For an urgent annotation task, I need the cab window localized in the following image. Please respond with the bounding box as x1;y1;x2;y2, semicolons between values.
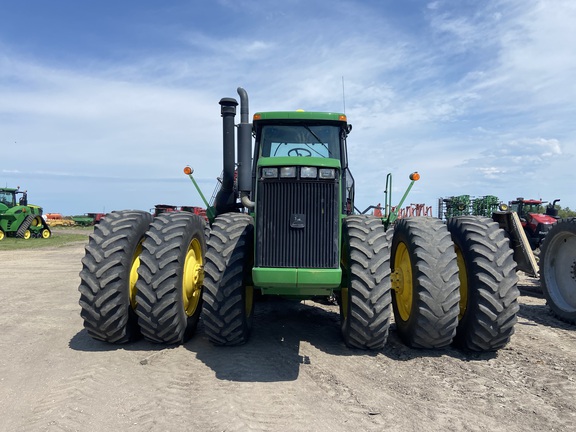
259;125;341;159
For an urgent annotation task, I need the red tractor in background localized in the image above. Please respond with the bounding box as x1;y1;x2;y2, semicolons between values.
508;198;560;250
152;204;208;221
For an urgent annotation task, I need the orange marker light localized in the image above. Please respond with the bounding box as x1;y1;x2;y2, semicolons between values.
253;113;262;120
339;115;347;122
410;172;420;181
183;166;193;175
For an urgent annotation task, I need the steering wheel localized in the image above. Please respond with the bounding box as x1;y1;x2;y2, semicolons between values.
288;147;312;157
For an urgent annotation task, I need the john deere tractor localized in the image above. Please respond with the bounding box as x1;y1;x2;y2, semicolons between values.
0;187;51;241
78;87;519;352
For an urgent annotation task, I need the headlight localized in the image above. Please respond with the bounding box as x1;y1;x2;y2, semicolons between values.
262;167;278;178
319;168;336;179
300;167;318;178
280;167;297;178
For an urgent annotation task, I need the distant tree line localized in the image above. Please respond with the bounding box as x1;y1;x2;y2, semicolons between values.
534;205;576;218
557;206;576;218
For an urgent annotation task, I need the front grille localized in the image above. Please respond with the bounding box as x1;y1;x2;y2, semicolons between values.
256;179;339;268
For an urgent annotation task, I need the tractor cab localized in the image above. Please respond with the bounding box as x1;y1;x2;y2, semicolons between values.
509;198;544;220
252;111;354;215
0;188;18;208
256;117;342;159
509;197;558;249
0;187;29;208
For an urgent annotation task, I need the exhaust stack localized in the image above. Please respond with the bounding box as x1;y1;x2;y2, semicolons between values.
237;87;255;208
215;97;238;215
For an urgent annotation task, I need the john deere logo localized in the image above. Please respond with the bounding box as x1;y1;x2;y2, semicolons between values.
290;214;305;229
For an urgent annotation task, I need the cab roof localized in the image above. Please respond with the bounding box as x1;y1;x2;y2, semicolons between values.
253;111;347;123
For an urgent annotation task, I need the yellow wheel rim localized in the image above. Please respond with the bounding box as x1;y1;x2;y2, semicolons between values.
32;217;42;227
182;238;204;316
129;241;144;309
0;230;4;241
42;229;51;239
23;230;31;240
392;242;413;322
455;246;468;320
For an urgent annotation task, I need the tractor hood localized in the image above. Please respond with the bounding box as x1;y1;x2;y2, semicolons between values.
529;213;556;225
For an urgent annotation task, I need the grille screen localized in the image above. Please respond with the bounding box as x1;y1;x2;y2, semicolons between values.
256;179;339;268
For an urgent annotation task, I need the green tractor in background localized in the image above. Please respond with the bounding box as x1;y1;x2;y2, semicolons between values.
79;87;519;352
0;187;51;241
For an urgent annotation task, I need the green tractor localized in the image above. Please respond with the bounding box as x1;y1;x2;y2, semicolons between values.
0;187;51;241
78;88;519;352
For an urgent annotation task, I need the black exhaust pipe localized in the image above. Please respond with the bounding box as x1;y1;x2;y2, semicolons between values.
237;87;255;208
215;97;238;215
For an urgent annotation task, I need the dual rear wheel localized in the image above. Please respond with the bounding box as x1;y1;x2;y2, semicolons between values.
78;210;206;344
342;216;519;351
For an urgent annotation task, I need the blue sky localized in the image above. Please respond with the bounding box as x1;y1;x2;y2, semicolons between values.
1;0;574;215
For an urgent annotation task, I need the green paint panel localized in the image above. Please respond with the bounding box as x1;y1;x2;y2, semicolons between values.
252;267;341;297
257;156;341;168
254;111;347;122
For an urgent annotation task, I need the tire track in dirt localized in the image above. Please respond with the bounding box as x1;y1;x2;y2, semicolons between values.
23;367;106;432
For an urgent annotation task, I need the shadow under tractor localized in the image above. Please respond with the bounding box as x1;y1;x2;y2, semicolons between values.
79;88;521;352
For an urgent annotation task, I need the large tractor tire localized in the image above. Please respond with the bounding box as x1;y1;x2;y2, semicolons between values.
390;217;460;348
340;215;392;349
540;218;576;324
203;213;254;346
135;212;206;344
78;210;153;343
447;216;519;351
16;215;34;239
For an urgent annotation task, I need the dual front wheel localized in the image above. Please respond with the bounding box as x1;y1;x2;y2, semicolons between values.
341;216;519;352
78;210;206;344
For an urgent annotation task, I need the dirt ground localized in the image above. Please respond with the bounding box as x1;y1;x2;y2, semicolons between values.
1;237;575;432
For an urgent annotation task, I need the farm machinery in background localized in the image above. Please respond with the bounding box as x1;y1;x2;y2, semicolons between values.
79;87;523;353
508;198;560;250
0;187;51;241
439;195;559;250
439;194;575;324
45;212;107;227
152;204;208;220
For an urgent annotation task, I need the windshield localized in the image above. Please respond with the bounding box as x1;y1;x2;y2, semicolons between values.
0;191;15;206
259;124;341;159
